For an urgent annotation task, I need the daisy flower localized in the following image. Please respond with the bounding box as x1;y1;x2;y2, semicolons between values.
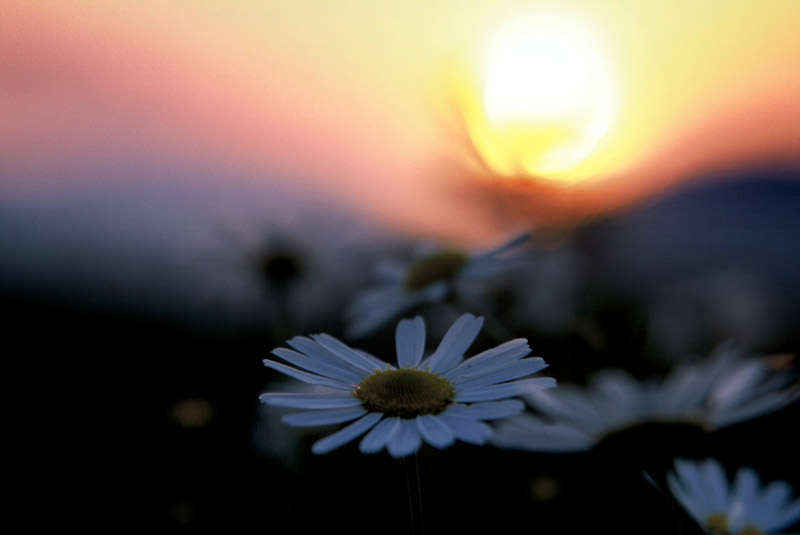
667;458;800;534
260;313;555;458
492;345;799;453
188;203;396;330
345;233;531;338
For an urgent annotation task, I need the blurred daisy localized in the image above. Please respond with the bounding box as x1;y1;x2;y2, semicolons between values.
260;313;555;458
189;207;394;332
667;458;800;534
492;345;799;453
345;233;531;338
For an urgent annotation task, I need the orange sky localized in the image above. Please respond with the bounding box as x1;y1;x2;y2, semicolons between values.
2;1;799;240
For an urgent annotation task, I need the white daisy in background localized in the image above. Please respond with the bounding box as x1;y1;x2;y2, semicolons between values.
492;345;799;453
345;233;531;338
187;203;399;331
260;313;555;458
667;458;800;534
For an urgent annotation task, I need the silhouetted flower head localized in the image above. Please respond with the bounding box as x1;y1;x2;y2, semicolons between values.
346;233;531;338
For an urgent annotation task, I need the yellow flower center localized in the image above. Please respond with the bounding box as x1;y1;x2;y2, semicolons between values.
705;513;763;535
354;368;456;419
706;513;729;534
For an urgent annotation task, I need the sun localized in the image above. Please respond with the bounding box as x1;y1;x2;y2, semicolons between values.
463;12;616;182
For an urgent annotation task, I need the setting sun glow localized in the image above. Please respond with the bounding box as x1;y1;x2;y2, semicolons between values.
3;1;799;234
464;13;616;182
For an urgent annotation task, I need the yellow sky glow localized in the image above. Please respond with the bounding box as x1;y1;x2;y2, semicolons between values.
2;1;799;236
465;10;617;180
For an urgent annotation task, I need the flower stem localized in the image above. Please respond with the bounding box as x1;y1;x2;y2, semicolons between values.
403;453;424;534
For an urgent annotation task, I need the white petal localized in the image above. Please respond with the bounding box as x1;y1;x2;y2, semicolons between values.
426;314;483;374
395;316;426;367
756;481;792;528
311;333;386;372
286;337;373;374
349;286;400;315
281;406;366;427
523;386;603;429
709;390;798;429
262;360;353;390
445;339;531;380
492;414;593;452
259;392;361;409
666;471;706;524
348;281;407;313
761;481;792;513
386;419;423;457
469;233;530;261
374;260;405;281
272;347;364;384
360;417;401;454
311;412;383;455
456;377;556;402
347;288;419;338
698;458;730;513
437;411;493;445
453;359;549;389
415;414;455;449
675;459;720;518
732;467;760;506
420;281;449;302
285;336;344;363
710;360;765;408
450;399;525;420
656;365;713;413
771;498;800;531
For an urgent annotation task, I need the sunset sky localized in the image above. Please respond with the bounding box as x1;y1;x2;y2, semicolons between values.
2;0;800;239
6;4;800;532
